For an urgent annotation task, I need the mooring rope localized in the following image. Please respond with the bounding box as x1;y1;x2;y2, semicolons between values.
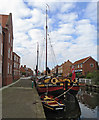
54;85;74;99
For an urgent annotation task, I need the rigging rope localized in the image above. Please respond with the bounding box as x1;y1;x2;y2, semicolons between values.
48;33;58;67
39;38;45;71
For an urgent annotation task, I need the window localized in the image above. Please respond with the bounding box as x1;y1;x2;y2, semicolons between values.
14;55;16;61
10;65;12;74
8;63;10;74
11;51;12;60
11;38;13;47
1;42;2;56
0;24;2;34
14;63;16;68
9;33;10;43
81;64;82;68
78;64;79;68
90;63;94;68
0;62;2;74
8;48;10;59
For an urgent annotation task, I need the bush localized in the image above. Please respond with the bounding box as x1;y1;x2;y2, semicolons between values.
79;75;85;78
86;70;99;85
92;70;99;85
22;72;26;75
86;72;94;79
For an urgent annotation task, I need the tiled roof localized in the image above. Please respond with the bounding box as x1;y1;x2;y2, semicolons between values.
73;56;90;65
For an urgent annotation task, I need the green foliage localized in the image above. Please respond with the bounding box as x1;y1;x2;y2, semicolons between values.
69;73;72;77
69;72;85;78
79;75;85;78
86;72;94;79
22;72;26;75
86;70;99;85
92;70;99;85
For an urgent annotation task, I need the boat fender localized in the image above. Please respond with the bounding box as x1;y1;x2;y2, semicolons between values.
73;79;77;84
51;78;58;84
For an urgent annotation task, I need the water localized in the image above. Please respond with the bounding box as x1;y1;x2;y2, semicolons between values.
43;87;99;120
77;87;99;120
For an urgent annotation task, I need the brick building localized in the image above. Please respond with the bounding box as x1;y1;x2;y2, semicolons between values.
20;65;33;77
12;52;20;80
58;64;63;76
0;22;2;87
72;56;98;76
27;68;33;76
62;60;72;77
0;13;13;86
50;65;58;76
51;61;72;77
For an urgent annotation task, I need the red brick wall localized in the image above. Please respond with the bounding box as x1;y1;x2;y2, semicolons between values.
63;60;72;77
0;26;2;87
2;13;13;86
83;57;98;76
13;52;20;80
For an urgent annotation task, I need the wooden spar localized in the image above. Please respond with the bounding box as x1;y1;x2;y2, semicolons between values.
36;42;39;76
45;5;48;76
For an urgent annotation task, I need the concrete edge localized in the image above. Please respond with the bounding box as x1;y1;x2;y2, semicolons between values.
0;78;21;91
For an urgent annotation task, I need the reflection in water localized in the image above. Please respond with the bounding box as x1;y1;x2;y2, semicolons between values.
44;93;81;120
77;87;99;119
43;87;99;120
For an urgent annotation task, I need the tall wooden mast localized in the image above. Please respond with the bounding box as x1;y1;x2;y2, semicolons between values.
36;42;39;76
45;5;48;76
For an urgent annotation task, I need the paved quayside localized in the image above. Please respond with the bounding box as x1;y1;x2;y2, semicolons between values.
2;77;46;118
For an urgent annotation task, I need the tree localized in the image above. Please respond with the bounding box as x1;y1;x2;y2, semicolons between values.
22;72;26;75
86;72;94;79
92;70;99;85
86;70;99;85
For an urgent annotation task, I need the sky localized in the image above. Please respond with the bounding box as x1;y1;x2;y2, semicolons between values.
0;0;98;72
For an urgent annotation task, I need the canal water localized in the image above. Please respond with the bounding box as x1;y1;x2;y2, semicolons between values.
43;87;99;120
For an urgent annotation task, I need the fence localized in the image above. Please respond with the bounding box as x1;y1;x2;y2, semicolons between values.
79;78;91;84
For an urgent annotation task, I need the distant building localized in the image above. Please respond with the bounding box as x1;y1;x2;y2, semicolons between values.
58;64;63;76
0;13;13;86
27;68;33;76
12;52;20;80
51;60;72;77
51;65;58;76
62;60;72;77
20;65;33;77
72;56;98;76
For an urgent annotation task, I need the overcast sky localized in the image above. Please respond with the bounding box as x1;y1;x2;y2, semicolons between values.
0;0;98;72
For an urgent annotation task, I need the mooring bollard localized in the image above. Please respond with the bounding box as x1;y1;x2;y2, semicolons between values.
32;81;34;88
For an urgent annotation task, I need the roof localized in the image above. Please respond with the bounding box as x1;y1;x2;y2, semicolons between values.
13;52;20;58
0;13;12;30
73;56;91;65
0;14;8;28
